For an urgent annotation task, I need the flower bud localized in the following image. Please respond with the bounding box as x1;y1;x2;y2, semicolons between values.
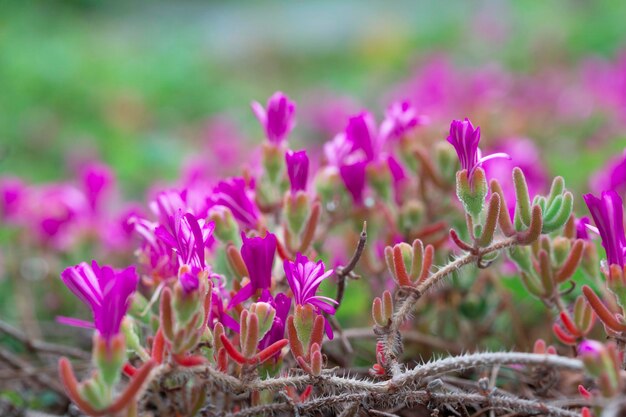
262;142;286;184
284;191;310;237
250;302;276;340
607;265;626;311
456;168;488;220
173;266;209;326
315;167;342;207
208;206;239;244
294;304;317;350
578;340;621;397
552;237;571;266
398;200;424;233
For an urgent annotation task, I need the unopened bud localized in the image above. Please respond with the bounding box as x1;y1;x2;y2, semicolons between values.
456;168;488;220
208;206;239;243
398;200;424;233
250;302;276;340
284;191;310;236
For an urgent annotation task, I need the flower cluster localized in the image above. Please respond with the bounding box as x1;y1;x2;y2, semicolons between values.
5;87;625;416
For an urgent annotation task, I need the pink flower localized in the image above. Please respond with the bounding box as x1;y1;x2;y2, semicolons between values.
229;233;277;307
283;253;337;314
60;261;138;343
584;190;626;268
446;118;510;177
379;100;429;141
285;150;309;193
251;92;296;144
207;178;259;229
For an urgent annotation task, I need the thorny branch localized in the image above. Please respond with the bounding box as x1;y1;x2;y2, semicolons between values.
225;386;584;417
381;237;519;371
181;351;583;394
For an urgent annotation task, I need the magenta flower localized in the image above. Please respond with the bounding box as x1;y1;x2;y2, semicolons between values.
339;161;367;205
379;100;428;141
345;111;381;162
207;177;259;229
150;190;187;226
446;118;510;176
323;133;354;168
284;253;337;314
284;253;337;339
32;185;88;247
0;177;26;221
251;91;296;144
155;210;214;270
60;260;138;342
80;162;114;213
129;216;178;281
285;150;309;193
583;191;626;267
229;233;277;307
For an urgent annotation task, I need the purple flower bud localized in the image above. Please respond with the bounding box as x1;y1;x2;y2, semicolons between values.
339;161;367;205
584;191;626;267
446;118;510;176
60;260;138;342
346;111;380;162
80;162;114;213
229;233;277;307
251;91;296;144
207;177;259;229
380;100;429;141
285;150;309;194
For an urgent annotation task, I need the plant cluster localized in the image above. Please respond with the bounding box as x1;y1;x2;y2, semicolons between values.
2;90;626;417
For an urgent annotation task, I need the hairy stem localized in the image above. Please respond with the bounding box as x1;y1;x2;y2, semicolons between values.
383;237;519;364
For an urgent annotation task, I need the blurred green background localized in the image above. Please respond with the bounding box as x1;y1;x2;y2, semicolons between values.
1;0;625;198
